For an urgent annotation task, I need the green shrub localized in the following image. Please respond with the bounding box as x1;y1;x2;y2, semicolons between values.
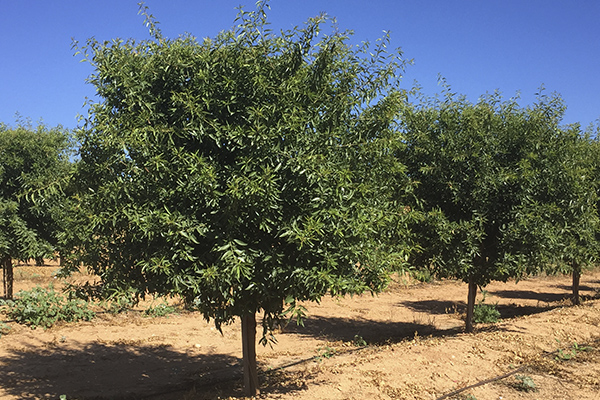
555;341;593;361
411;269;433;283
473;290;501;324
144;301;178;317
513;375;537;392
5;285;95;329
352;334;367;347
101;288;138;315
0;321;10;338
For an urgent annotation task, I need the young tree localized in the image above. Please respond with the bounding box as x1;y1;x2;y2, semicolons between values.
68;3;411;395
399;88;575;332
0;121;72;299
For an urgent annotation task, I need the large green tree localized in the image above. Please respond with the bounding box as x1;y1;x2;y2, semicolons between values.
399;88;578;332
68;3;411;395
0;121;72;299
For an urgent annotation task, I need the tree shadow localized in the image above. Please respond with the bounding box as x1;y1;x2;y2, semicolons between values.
398;299;465;315
398;296;566;327
490;289;569;304
284;314;462;344
495;303;558;319
553;284;597;293
0;338;242;400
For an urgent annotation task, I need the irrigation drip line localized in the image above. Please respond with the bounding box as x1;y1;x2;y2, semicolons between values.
434;348;564;400
434;365;527;400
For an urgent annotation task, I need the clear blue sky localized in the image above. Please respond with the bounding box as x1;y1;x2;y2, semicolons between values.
1;1;598;130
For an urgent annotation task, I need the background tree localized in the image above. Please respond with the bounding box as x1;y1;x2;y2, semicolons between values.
67;3;412;395
0;121;72;299
399;88;574;332
509;117;599;306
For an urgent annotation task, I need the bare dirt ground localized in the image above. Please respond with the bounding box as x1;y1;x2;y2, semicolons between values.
1;262;599;400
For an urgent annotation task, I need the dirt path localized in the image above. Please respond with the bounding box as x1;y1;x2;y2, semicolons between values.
1;264;599;399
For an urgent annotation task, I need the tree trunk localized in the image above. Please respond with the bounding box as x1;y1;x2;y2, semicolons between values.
572;262;581;306
465;279;477;333
241;312;260;397
2;256;13;300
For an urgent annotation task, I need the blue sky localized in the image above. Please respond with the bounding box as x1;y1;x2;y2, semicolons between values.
1;1;599;130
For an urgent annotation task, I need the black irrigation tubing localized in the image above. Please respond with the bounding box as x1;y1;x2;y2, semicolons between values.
434;365;527;400
434;349;564;400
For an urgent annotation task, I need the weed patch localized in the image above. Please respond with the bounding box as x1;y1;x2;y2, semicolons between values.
5;285;95;329
144;301;178;318
473;290;501;324
512;374;537;392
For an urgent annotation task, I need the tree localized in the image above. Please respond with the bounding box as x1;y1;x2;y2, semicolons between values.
399;87;574;332
68;3;411;395
0;121;72;299
514;120;599;306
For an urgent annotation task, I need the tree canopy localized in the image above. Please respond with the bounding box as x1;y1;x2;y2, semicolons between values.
0;121;72;299
517;121;599;305
68;3;413;394
398;88;589;331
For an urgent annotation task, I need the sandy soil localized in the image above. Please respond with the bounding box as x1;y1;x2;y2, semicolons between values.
1;262;599;400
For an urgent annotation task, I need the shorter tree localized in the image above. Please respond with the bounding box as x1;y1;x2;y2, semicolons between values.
0;121;72;299
513;121;599;305
399;88;575;332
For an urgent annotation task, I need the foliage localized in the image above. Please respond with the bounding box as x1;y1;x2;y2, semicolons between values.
67;3;415;394
472;290;500;324
68;2;412;335
511;115;599;304
0;121;73;298
352;334;367;347
101;288;138;315
0;321;10;337
513;375;537;392
555;340;593;361
398;86;585;331
315;345;337;361
144;301;178;317
0;122;73;258
0;300;10;337
410;267;433;283
5;285;95;329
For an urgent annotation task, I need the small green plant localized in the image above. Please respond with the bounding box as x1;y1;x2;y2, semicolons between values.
513;374;537;392
473;290;501;324
0;321;11;338
315;346;337;361
352;334;367;347
5;285;95;329
144;301;177;317
555;340;592;361
102;289;137;315
411;268;433;283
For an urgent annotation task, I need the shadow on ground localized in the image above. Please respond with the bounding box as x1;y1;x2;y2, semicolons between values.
398;299;464;315
285;314;462;344
0;339;241;400
553;284;597;293
490;289;569;303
